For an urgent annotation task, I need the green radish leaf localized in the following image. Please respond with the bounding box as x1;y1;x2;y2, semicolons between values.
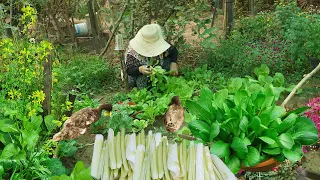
239;116;249;133
262;147;281;155
210;140;230;158
0;165;4;177
273;73;285;87
0;143;20;159
188;120;211;135
250;116;261;134
215;108;225;122
225;155;241;174
274;153;286;162
243;137;252;146
265;141;280;149
277;133;294;149
283;149;302;162
269;106;286;120
276;113;298;133
287;117;318;145
186;101;213;124
199;87;215;112
209;123;220;141
228;78;243;92
0;118;18;133
234;90;248;107
21;130;39;151
231;137;248;159
261;94;275;111
212;89;228;109
254;94;265;110
243;146;261;167
259;136;275;145
254;64;270;77
283;106;308;119
217;128;231;142
261;129;278;140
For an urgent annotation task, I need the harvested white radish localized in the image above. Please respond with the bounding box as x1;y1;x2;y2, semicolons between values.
102;141;110;180
168;143;180;178
196;143;205;180
98;140;106;179
120;165;128;178
162;137;171;180
154;132;162;147
157;140;164;179
132;145;146;180
115;132;122;168
150;137;158;179
140;129;146;146
204;146;216;180
211;155;237;180
188;142;195;180
91;134;104;179
108;129;116;169
120;128;129;172
126;133;136;170
113;168;119;179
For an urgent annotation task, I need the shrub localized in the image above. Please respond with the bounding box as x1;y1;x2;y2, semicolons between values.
54;53;120;95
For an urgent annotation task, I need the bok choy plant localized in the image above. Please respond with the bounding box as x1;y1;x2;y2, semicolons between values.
186;64;318;173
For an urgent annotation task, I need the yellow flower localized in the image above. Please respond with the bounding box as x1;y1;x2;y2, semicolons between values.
31;90;45;104
28;109;37;117
306;16;309;19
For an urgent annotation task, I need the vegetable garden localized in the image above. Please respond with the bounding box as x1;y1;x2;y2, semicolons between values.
1;0;320;179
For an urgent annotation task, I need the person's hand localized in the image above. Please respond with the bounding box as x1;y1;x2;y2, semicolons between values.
169;62;178;76
139;65;153;75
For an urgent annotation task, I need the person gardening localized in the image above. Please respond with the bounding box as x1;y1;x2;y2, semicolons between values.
125;23;179;89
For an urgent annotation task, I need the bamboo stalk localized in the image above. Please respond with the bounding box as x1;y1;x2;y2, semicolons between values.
281;63;320;108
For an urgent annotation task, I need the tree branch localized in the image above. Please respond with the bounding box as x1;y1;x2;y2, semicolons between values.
281;63;320;108
98;0;129;58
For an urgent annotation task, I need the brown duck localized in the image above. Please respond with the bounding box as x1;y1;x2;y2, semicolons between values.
52;104;112;141
164;96;184;132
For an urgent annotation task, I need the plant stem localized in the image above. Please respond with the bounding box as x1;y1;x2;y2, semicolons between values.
281;63;320;108
99;0;129;58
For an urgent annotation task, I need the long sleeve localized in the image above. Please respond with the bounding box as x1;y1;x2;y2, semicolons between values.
126;54;142;76
166;46;178;63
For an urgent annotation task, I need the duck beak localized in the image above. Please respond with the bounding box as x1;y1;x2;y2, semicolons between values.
104;111;112;117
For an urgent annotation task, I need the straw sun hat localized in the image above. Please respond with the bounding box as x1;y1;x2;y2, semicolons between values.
129;24;170;57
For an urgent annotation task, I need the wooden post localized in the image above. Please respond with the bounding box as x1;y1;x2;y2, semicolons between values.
224;0;234;39
115;34;128;91
88;0;100;54
211;1;216;27
249;0;255;16
43;54;52;116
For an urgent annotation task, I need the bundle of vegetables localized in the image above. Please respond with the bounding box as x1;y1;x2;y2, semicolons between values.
90;128;236;180
186;65;319;173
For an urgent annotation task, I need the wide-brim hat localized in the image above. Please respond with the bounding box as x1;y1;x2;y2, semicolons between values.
129;24;170;57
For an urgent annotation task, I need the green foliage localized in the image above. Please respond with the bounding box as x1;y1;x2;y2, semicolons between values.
206;1;319;81
53;53;119;95
52;161;92;180
91;103;134;134
0;150;68;179
186;64;318;173
57;140;79;158
244;161;300;180
0;7;68;179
